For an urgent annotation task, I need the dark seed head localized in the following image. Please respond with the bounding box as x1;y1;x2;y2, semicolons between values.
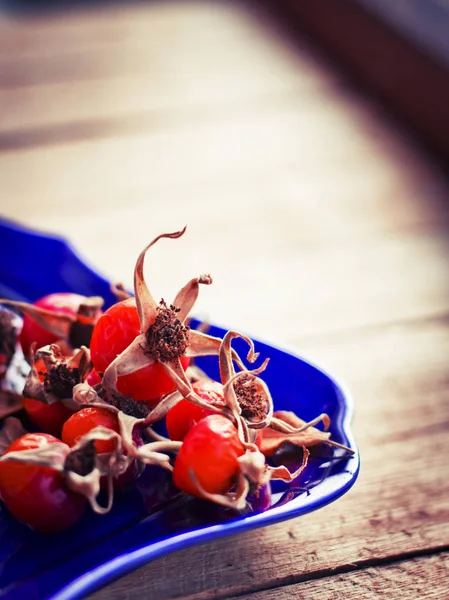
234;375;267;422
43;362;81;399
64;440;96;476
107;392;152;419
68;321;95;349
145;300;189;362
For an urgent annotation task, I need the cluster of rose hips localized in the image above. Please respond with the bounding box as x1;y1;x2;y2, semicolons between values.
0;228;349;533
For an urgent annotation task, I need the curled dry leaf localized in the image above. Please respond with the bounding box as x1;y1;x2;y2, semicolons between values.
0;392;24;420
110;282;132;302
258;410;353;456
23;344;92;408
0;308;20;379
0;417;27;456
0;309;28;418
73;381;181;471
0;296;103;352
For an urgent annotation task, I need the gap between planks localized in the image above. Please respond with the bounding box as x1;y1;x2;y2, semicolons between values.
223;551;449;600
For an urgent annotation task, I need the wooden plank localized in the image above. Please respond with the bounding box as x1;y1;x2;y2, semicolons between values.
1;92;448;339
226;552;449;599
0;2;252;60
5;214;447;343
0;75;327;138
0;1;329;89
86;316;449;600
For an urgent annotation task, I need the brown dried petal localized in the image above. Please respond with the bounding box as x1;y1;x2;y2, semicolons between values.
0;300;75;341
0;392;24;420
23;345;89;405
136;440;181;470
172;274;212;324
268;446;310;482
185;330;248;373
67;346;92;377
237;449;270;487
0;417;27;456
258;410;331;456
116;411;145;455
144;389;183;425
0;441;70;470
219;330;259;387
65;427;128;514
110;283;132;301
101;334;154;394
134;228;186;332
160;359;226;417
72;381;104;407
66;467;112;515
185;467;250;511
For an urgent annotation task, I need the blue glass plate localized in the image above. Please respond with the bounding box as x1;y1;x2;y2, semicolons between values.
0;217;359;600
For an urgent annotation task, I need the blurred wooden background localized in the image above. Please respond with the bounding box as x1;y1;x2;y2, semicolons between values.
1;1;448;598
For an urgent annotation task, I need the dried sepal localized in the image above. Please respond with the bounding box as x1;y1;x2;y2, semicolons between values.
143;389;183;425
72;381;105;407
0;426;119;516
72;382;144;451
0;297;103;351
101;334;150;390
134;228;187;330
64;427;125;514
259;410;353;455
0;300;73;339
216;331;272;443
267;446;310;482
23;344;92;407
0;392;24;420
67;467;113;515
237;447;270;487
219;330;260;386
0;417;27;456
115;410;145;455
73;381;179;473
0;441;70;470
186;468;250;511
185;364;210;383
172;275;213;324
135;440;181;471
0;310;29;418
110;282;132;301
160;360;225;414
0;308;20;379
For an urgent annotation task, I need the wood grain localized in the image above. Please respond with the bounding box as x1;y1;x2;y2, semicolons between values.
227;552;449;599
0;1;328;89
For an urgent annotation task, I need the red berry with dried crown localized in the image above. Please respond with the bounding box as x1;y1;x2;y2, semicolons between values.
96;228;230;408
90;297;189;404
0;292;103;358
173;414;245;497
0;433;86;533
22;345;91;436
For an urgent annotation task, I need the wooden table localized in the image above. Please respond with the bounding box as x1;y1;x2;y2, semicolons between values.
1;1;448;598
